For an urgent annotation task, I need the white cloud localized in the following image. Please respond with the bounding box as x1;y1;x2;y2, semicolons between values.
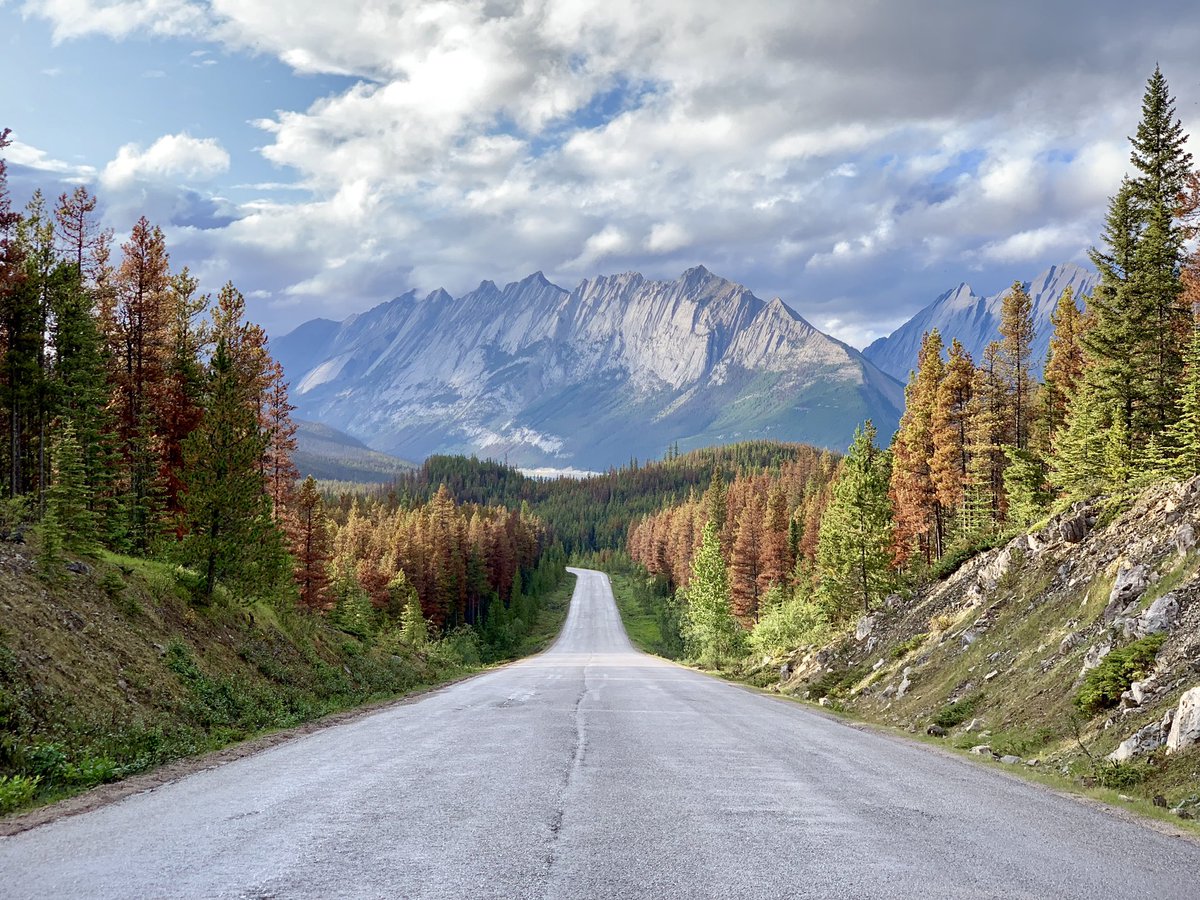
18;1;1200;338
25;0;211;41
978;225;1090;264
101;133;230;190
4;138;96;180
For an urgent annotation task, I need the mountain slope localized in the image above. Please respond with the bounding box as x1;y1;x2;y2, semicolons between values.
293;420;414;483
864;263;1097;380
273;267;905;469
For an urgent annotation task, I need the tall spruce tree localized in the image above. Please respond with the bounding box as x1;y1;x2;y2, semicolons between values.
179;340;282;603
817;422;893;617
1085;68;1193;450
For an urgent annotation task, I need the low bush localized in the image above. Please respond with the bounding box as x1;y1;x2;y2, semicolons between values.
932;692;982;729
0;774;39;814
1074;634;1166;715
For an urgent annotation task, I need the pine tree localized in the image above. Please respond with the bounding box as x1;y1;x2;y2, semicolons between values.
1163;322;1200;478
999;280;1036;449
1085;68;1193;446
816;422;893;619
46;418;95;551
110;217;173;551
178;340;281;603
703;468;726;537
757;487;792;599
890;330;944;565
290;475;331;609
391;571;428;647
931;338;974;532
729;496;763;624
966;342;1009;525
1042;287;1086;443
1002;447;1051;528
1052;380;1107;498
680;520;743;668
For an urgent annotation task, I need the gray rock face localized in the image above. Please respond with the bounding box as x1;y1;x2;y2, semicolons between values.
855;614;876;641
1109;723;1164;762
1080;642;1112;676
1167;686;1200;754
272;267;905;469
863;263;1097;381
1125;593;1180;638
896;667;913;699
1104;563;1150;620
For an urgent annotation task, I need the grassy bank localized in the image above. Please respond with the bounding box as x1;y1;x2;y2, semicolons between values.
0;547;571;818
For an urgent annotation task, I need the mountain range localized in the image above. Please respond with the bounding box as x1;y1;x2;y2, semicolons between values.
271;267;905;471
863;262;1096;381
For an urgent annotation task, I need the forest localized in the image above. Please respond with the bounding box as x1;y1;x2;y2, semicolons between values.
622;68;1200;669
0;128;566;663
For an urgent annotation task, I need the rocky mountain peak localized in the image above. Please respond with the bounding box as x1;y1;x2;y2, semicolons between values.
272;266;904;469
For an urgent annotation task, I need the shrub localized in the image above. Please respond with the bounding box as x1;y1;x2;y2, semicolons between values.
933;692;982;729
1075;634;1166;715
0;774;40;813
891;633;928;660
807;664;869;700
1094;759;1148;789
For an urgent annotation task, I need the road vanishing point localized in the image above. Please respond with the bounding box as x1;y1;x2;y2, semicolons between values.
3;567;1200;898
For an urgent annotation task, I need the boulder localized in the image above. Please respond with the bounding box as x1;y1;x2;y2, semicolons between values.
896;667;913;699
1130;679;1156;706
66;560;89;576
1059;631;1082;654
960;630;979;649
969;745;995;756
1108;723;1164;762
961;718;980;734
855;615;876;641
1080;642;1112;676
1174;522;1196;555
1104;563;1150;621
999;755;1022;765
1166;686;1200;754
1060;512;1088;544
1136;593;1180;637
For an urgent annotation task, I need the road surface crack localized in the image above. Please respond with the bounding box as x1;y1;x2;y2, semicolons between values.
543;661;590;884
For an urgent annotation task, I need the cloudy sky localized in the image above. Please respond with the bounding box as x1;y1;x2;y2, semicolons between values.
3;1;1199;346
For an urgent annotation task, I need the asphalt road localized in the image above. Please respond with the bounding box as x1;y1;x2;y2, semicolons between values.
4;567;1200;899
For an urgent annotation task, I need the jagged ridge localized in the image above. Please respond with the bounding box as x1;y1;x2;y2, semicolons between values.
272;267;905;469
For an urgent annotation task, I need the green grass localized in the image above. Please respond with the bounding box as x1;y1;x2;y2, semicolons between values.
609;573;668;654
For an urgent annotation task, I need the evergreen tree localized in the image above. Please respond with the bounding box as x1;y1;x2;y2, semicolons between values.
46;418;95;552
966;341;1009;525
931;338;974;533
1002;447;1051;528
178;340;282;603
1052;380;1107;498
1085;68;1193;446
680;520;743;667
391;571;428;647
756;487;792;599
816;422;893;618
1163;322;1200;478
999;280;1036;450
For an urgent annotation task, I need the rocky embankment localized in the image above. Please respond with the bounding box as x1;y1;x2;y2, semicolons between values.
776;478;1200;817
